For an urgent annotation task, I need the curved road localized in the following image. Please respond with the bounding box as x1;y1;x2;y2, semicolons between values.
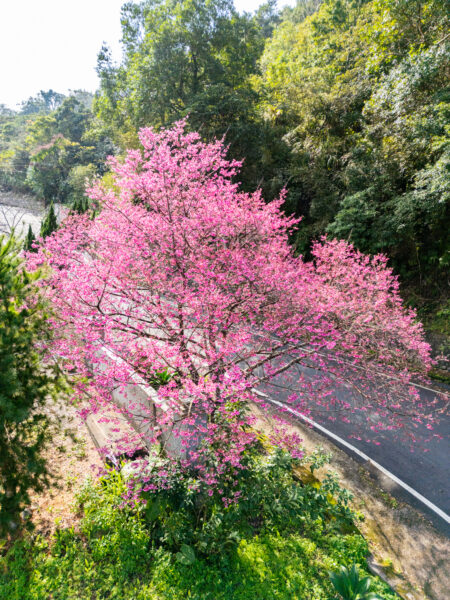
259;375;450;534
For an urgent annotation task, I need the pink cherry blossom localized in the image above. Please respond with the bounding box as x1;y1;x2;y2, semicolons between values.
27;120;439;494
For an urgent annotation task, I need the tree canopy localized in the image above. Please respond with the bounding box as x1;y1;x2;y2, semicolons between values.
92;0;449;311
95;0;279;188
0;91;115;205
29;123;435;495
257;0;449;293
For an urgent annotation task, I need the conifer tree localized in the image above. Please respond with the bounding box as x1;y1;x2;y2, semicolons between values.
0;235;61;535
40;203;58;238
23;224;37;253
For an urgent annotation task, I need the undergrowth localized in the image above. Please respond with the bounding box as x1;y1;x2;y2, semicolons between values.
0;450;398;600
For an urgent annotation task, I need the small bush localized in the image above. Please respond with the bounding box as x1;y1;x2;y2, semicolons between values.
120;447;356;557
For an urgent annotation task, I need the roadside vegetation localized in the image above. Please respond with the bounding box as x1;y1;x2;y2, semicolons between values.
1;119;433;598
0;235;62;536
1;451;398;600
1;117;433;599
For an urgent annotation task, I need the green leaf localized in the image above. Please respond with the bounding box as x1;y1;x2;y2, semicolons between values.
176;544;196;565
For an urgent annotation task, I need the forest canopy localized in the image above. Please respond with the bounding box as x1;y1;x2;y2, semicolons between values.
93;0;449;304
1;0;448;326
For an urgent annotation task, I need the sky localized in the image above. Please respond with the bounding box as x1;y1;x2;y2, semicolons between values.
0;0;295;110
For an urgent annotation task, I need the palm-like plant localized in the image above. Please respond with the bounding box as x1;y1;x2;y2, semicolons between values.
329;564;381;600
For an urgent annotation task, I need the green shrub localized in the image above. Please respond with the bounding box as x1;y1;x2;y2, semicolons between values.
0;450;398;600
329;564;382;600
124;447;356;557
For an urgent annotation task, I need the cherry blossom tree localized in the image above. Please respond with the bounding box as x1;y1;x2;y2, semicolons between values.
29;121;436;494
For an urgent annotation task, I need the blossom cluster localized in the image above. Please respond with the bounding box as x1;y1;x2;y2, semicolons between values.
28;121;437;495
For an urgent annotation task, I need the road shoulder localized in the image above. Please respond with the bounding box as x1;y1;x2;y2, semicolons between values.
254;405;450;600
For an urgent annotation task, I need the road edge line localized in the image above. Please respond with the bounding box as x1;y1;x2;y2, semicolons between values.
254;391;450;525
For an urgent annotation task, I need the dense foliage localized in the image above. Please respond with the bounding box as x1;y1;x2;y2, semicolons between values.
258;0;449;296
0;236;60;535
94;0;449;312
0;450;398;599
94;0;280;190
0;90;114;206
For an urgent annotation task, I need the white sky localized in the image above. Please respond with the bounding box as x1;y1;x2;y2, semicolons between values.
0;0;295;110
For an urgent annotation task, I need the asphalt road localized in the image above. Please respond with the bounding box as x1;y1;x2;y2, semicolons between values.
260;372;450;532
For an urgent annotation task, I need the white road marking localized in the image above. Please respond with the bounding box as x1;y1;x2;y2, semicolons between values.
254;390;450;525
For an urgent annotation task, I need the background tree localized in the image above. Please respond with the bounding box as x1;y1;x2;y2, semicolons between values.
256;0;449;311
0;106;32;191
27;136;74;204
0;105;14;117
23;225;37;252
0;235;60;535
0;91;114;203
94;0;277;189
40;203;58;238
20;89;65;116
329;41;450;286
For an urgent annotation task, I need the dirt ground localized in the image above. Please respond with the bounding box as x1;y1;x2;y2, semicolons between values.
254;405;450;600
27;398;103;538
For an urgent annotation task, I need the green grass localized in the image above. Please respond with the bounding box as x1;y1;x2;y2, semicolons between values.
0;531;396;600
0;452;399;600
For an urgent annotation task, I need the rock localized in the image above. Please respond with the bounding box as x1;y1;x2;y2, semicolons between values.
20;508;32;520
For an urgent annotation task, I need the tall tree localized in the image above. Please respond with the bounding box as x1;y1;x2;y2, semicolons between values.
95;0;276;189
32;123;434;497
0;235;60;535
